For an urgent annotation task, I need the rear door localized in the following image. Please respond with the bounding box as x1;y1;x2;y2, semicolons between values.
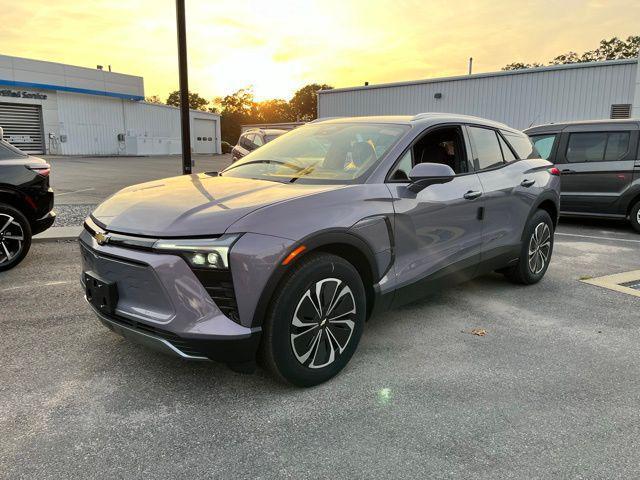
467;126;535;264
556;125;638;215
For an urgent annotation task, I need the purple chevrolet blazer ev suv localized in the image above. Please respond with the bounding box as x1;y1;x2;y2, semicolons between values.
80;113;560;386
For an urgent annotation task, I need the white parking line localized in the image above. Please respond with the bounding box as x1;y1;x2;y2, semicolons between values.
556;232;640;244
0;280;75;292
55;187;95;197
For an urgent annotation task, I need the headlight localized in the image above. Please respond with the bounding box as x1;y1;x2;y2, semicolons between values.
153;234;240;269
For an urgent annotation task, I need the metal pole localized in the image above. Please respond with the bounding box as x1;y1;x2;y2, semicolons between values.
176;0;192;174
468;57;473;75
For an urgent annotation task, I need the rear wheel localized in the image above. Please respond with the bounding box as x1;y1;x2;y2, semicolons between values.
630;200;640;233
504;209;554;285
0;203;32;272
260;253;366;387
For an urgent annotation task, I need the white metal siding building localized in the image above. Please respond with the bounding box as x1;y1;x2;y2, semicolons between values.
0;54;221;155
318;58;640;130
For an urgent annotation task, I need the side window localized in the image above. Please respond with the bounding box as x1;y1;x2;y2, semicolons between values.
604;132;630;160
253;135;264;147
503;132;537;159
239;133;250;149
530;134;557;160
498;135;517;162
468;126;504;170
389;150;413;181
566;132;607;162
388;125;469;181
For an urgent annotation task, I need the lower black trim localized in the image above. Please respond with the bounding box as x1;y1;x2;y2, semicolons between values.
383;245;521;311
560;211;626;220
392;254;480;308
96;309;261;363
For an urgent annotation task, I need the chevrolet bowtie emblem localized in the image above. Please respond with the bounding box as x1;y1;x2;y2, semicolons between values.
95;232;110;245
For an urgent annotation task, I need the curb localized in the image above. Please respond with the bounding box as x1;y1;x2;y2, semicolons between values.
33;226;83;243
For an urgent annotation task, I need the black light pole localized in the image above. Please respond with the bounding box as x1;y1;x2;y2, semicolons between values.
176;0;192;174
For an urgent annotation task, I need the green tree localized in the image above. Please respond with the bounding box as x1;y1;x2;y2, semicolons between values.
255;99;295;123
165;90;210;111
503;35;640;70
289;83;333;121
502;62;544;71
145;95;164;104
213;88;259;143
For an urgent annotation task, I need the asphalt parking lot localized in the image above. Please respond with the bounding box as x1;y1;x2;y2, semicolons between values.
2;217;640;478
48;153;232;206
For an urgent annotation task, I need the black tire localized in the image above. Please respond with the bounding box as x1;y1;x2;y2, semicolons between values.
504;209;554;285
630;200;640;233
0;203;32;272
259;253;366;387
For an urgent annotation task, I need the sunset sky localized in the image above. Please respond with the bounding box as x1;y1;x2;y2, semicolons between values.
1;0;638;102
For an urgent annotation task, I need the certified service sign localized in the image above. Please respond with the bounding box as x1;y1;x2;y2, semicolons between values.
0;89;47;100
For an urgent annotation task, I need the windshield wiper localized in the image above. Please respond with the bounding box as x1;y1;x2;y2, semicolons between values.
288;165;317;183
223;159;304;173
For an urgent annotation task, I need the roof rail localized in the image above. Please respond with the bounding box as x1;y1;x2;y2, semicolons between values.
309;116;343;123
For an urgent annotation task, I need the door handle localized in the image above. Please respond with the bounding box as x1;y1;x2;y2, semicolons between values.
520;179;536;187
463;190;482;200
561;168;575;174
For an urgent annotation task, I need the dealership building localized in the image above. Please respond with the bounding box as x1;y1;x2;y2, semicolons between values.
0;54;221;155
318;57;640;129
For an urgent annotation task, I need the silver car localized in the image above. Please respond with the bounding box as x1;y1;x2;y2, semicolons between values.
80;113;560;386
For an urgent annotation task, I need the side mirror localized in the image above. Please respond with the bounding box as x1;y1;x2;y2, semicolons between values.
408;162;455;192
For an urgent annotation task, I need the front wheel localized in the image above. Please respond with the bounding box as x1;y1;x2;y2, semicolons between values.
630;200;640;233
0;203;32;272
260;253;366;387
504;209;554;285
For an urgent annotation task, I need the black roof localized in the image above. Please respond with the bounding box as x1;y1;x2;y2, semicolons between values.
525;118;640;135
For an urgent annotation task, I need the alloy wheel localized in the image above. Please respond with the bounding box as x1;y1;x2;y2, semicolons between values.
290;278;357;369
0;214;25;265
528;222;551;275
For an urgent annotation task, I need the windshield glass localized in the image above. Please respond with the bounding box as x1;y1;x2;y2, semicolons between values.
0;140;28;160
222;123;409;183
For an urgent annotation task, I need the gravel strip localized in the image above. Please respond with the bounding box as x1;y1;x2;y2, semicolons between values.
54;204;96;227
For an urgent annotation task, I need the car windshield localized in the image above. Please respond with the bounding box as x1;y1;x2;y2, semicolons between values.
0;139;28;160
222;123;409;183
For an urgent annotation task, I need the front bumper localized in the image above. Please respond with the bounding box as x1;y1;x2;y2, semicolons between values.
79;229;262;364
91;305;261;363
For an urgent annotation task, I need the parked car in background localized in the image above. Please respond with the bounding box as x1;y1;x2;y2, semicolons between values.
0;136;55;271
231;128;287;162
525;119;640;232
81;113;559;386
221;141;233;154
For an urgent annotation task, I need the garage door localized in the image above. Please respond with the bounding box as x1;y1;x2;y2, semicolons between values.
0;103;45;154
193;118;216;154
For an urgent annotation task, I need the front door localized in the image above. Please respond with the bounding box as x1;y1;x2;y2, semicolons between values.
386;125;484;305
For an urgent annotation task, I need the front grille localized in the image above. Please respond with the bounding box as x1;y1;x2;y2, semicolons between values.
191;269;240;323
104;312;205;357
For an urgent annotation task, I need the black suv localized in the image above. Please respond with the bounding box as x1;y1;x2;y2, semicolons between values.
231;128;287;162
525;120;640;232
0;138;55;270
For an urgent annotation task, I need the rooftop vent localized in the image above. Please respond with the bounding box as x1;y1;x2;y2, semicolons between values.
610;104;631;119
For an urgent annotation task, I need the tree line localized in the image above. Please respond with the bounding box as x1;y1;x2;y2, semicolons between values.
146;83;333;143
502;35;639;70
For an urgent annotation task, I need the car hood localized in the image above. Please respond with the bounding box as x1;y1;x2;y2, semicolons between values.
91;174;345;237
